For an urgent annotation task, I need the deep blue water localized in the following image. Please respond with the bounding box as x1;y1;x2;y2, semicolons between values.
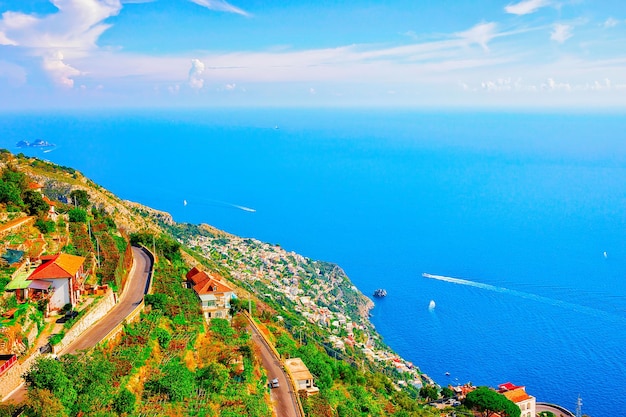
1;109;625;417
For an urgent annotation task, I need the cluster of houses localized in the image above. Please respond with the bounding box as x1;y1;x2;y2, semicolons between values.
185;233;430;391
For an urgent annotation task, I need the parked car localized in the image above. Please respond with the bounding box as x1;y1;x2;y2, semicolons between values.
269;378;280;388
65;310;78;319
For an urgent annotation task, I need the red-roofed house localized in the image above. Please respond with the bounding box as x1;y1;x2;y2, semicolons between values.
499;382;536;417
27;182;43;193
186;267;234;322
27;253;87;312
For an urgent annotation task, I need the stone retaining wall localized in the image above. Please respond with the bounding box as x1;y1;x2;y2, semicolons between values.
53;290;116;354
0;351;39;400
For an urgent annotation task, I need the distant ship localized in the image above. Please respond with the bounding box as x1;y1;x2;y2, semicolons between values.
373;288;387;298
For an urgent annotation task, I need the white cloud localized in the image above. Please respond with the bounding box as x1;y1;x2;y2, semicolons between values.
456;22;498;51
603;18;619;28
188;58;205;89
0;0;122;88
551;24;573;43
505;0;550;15
309;87;316;95
0;0;122;49
224;83;236;90
542;77;571;91
189;0;250;17
42;50;82;87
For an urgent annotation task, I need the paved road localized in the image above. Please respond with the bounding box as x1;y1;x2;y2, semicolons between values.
536;402;576;417
2;246;152;403
61;246;151;354
247;317;301;417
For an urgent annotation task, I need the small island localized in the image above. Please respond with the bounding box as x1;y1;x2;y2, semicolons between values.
373;288;387;298
16;139;55;148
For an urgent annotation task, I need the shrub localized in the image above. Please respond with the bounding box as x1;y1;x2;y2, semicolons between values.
112;388;136;415
68;208;87;223
153;327;171;349
35;219;55;234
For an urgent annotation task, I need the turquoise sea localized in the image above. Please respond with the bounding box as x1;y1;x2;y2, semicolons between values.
1;109;625;416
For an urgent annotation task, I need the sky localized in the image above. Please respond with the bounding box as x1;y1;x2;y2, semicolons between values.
0;0;625;109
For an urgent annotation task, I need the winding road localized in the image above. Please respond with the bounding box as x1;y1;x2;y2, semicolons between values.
2;246;152;403
247;315;303;417
61;246;152;354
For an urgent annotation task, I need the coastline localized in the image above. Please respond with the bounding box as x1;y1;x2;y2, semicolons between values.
180;224;437;390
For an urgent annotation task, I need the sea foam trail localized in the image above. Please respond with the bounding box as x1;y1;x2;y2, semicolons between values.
201;199;256;213
232;204;256;213
422;273;624;323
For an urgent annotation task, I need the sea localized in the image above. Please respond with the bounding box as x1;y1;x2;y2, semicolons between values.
1;109;625;417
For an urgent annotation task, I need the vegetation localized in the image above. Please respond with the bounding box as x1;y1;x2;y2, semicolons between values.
464;386;521;417
0;152;455;417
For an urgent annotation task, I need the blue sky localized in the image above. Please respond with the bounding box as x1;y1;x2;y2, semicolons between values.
0;0;625;108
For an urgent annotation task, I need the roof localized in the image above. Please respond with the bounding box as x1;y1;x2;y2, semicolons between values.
285;358;314;381
27;182;43;190
187;267;234;295
498;382;523;392
186;267;202;280
5;271;31;290
28;253;85;280
188;270;209;286
28;280;53;290
502;387;532;404
193;276;234;295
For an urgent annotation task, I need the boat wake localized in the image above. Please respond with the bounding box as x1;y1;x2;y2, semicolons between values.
232;204;256;213
422;273;623;322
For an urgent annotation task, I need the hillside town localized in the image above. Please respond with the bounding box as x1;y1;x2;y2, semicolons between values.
186;231;435;391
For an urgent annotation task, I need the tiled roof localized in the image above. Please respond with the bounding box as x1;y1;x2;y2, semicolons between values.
193;277;234;295
28;253;85;280
502;388;531;403
187;266;234;295
186;267;202;280
188;270;209;286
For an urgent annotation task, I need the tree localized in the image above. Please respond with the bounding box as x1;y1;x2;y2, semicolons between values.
69;189;90;208
440;386;455;399
146;358;195;402
197;362;229;393
112;388;136;415
1;167;27;191
419;385;439;401
23;190;49;217
145;293;169;312
464;386;520;417
24;389;67;417
23;357;76;410
68;208;87;223
35;219;55;234
0;179;23;207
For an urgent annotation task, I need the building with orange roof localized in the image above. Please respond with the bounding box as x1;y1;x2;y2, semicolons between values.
27;182;43;193
498;382;536;417
186;266;235;322
27;253;87;312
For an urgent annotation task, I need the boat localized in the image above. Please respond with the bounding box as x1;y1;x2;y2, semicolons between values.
373;288;387;298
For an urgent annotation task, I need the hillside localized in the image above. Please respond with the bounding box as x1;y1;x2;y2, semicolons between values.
0;152;457;417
